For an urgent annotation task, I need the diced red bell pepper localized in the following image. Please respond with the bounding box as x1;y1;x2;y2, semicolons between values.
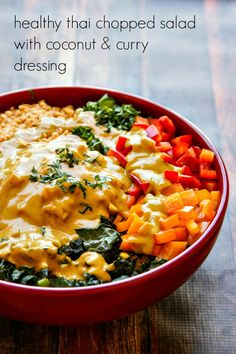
107;149;127;168
133;116;149;129
128;184;141;197
130;173;150;193
161;132;171;141
173;142;189;159
116;136;128;152
164;170;179;183
161;153;176;165
156;142;172;152
145;124;162;143
171;135;192;146
179;174;201;188
181;165;193;176
123;146;132;156
191;146;201;157
148;119;163;131
158;116;176;135
176;152;199;171
133;123;149;129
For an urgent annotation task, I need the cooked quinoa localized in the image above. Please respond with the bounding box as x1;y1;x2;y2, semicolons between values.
0;100;75;142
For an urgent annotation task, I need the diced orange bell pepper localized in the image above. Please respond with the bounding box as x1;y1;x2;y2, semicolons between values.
162;183;184;196
129;203;143;216
151;244;162;256
179;189;198;206
174;227;187;241
154;229;176;244
199;149;214;164
119;239;133;252
210;191;220;210
127;214;145;235
176;206;195;220
126;195;136;208
196;199;214;221
160;214;180;230
200;168;217;180
157;241;187;260
113;214;122;225
116;213;136;232
163;193;184;214
198;221;210;234
195;189;210;202
185;219;200;236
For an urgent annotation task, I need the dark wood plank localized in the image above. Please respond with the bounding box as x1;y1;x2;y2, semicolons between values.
58;311;150;354
0;318;59;354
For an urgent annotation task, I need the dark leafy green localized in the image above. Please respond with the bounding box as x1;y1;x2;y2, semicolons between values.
0;260;48;286
83;94;140;132
76;218;120;255
58;238;85;260
72;126;108;154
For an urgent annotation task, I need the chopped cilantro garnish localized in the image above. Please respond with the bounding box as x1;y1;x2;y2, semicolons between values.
83;94;140;132
55;146;79;167
84;175;110;190
72;126;108;155
29;162;109;198
78;203;93;214
29;161;87;197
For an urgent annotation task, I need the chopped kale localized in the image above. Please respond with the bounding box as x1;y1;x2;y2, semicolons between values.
72;126;108;155
0;259;103;287
76;216;121;262
58;238;85;260
148;258;167;270
110;256;136;279
49;274;102;287
55;146;79;167
0;260;49;286
83;94;140;132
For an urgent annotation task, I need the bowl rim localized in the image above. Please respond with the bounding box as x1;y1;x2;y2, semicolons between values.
0;85;229;295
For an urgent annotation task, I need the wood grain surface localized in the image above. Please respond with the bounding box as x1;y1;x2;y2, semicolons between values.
0;0;235;353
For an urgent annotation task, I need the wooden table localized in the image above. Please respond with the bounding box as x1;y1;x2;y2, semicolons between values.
0;0;235;353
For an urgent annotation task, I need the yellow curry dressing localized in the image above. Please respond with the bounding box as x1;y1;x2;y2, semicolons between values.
0;110;174;281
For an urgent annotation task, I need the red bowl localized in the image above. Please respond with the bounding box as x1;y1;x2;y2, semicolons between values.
0;86;229;325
